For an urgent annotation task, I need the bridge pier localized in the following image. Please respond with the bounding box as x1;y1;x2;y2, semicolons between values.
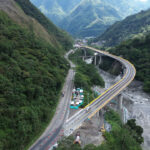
63;46;135;139
98;54;102;66
118;94;123;110
93;53;103;66
117;94;124;122
84;49;87;57
99;109;104;128
81;48;103;66
94;53;97;65
81;48;87;61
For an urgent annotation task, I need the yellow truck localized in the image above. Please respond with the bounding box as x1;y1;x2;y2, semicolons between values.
100;124;106;133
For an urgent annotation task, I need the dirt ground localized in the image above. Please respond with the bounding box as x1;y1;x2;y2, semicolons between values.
69;68;150;149
73;113;104;147
100;69;150;150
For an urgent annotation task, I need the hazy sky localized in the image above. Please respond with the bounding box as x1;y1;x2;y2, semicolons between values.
139;0;148;2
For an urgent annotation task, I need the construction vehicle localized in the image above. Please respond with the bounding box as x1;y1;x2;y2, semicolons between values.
73;131;81;145
100;124;106;133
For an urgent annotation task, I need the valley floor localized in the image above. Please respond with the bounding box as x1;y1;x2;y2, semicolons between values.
72;67;150;149
99;69;150;150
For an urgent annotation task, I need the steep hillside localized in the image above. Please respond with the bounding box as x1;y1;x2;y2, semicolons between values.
0;0;72;51
14;0;73;51
103;0;150;18
57;0;81;13
31;0;81;25
0;0;72;149
60;0;121;37
95;9;150;47
31;0;150;38
31;0;66;25
110;34;150;93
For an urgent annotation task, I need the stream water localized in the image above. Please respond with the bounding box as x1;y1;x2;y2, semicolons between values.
98;69;150;150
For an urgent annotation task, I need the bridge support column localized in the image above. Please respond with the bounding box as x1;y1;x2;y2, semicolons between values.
84;49;87;57
94;55;96;65
98;54;102;65
82;49;87;61
118;94;123;110
117;94;124;122
94;53;98;65
99;109;104;129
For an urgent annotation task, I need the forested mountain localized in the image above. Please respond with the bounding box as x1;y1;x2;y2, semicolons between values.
95;9;150;47
0;0;72;50
31;0;150;37
60;0;121;37
31;0;82;25
110;34;150;93
104;0;150;18
0;0;72;149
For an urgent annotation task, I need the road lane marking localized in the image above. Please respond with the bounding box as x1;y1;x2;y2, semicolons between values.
83;46;135;109
65;46;136;134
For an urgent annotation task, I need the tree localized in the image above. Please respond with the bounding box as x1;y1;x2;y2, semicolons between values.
126;119;144;144
56;136;82;150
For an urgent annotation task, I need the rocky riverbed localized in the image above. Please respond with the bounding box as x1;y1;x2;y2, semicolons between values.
72;69;118;147
71;66;150;149
99;69;150;150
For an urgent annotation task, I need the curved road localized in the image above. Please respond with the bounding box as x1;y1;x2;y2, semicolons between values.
29;50;75;150
29;46;136;149
64;46;136;136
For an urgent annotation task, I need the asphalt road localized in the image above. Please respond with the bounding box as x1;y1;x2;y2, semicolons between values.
64;46;136;136
29;46;136;149
29;50;75;150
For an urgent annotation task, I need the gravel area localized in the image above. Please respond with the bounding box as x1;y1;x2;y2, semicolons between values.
73;113;104;147
69;67;150;149
99;69;150;150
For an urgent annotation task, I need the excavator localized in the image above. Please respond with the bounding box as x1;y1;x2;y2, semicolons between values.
100;124;106;133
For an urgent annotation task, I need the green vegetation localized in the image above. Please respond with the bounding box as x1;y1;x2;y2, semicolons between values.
31;0;150;38
56;136;81;150
69;49;104;107
14;0;73;51
101;110;143;150
0;11;70;149
99;110;143;150
110;34;150;93
60;1;121;38
126;119;144;144
56;110;143;150
96;9;150;47
98;56;122;76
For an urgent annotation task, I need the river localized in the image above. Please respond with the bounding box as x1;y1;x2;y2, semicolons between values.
98;68;150;150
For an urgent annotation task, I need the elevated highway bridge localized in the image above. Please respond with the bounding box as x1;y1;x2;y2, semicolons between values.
64;46;136;136
30;46;136;150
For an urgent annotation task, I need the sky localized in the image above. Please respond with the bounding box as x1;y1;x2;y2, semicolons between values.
139;0;148;2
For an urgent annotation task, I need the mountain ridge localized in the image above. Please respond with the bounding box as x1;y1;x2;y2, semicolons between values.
95;8;150;47
31;0;150;37
59;0;121;37
0;0;72;50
